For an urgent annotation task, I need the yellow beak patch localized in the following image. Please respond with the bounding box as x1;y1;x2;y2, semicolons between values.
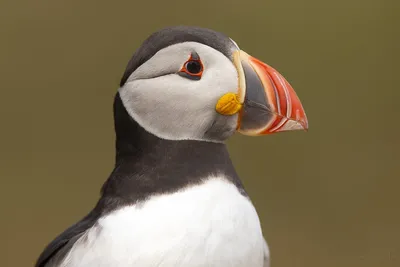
215;93;242;116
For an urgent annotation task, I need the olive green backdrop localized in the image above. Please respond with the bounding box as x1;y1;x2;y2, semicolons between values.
1;0;399;266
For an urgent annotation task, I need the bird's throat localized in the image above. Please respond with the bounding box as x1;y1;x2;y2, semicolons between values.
97;94;245;215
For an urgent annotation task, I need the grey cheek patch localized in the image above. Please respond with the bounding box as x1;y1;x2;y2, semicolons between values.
127;71;177;83
119;41;239;143
204;114;238;142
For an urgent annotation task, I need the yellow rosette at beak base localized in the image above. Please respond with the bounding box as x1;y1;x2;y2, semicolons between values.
215;93;242;116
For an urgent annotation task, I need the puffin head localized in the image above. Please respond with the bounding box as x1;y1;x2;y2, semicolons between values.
118;26;308;142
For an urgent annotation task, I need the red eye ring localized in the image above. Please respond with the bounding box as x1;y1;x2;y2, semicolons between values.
179;53;204;79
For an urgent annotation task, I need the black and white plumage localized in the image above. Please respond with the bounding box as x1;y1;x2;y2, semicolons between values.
35;26;308;267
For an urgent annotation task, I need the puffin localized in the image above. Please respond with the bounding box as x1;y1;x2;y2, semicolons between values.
35;26;308;267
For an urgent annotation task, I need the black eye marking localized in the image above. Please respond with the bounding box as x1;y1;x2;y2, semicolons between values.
178;52;204;80
185;61;202;74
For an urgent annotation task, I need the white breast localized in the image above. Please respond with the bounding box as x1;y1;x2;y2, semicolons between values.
60;177;267;267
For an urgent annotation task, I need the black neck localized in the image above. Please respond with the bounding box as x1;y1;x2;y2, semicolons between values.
95;94;244;215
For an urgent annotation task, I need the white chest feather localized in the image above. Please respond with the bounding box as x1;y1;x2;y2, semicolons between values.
60;177;267;267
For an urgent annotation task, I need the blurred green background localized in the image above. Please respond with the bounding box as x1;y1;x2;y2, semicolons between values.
1;0;399;266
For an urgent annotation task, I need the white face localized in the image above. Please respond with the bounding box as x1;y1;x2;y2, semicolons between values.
119;42;239;142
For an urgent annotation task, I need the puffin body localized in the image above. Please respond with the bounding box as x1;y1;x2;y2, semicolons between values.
55;179;265;267
36;26;308;267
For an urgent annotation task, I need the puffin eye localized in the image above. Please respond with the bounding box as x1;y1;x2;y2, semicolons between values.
185;60;202;74
179;53;204;80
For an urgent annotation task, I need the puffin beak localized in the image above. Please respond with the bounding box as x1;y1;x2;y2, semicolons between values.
233;50;308;135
